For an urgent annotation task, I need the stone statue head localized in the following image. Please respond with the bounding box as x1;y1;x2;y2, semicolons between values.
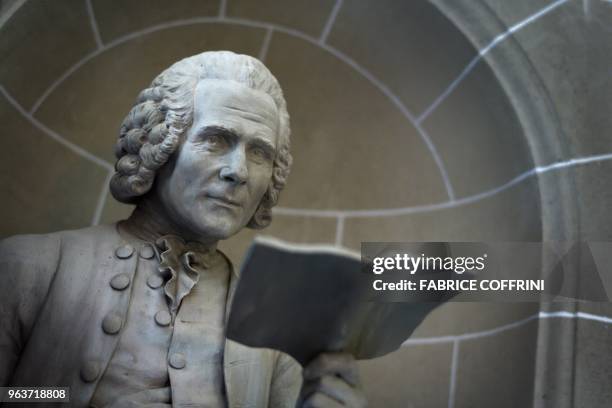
109;51;292;240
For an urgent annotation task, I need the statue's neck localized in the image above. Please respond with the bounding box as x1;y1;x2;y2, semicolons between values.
120;198;218;252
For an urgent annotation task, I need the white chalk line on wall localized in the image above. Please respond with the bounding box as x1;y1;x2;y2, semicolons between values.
218;0;227;19
448;340;460;408
91;170;114;226
2;0;606;251
275;152;612;219
0;0;26;29
4;3;610;404
334;215;345;247
404;309;612;407
85;0;103;50
258;27;273;62
30;14;455;201
0;85;113;171
6;0;605;235
416;0;569;124
319;0;344;44
23;0;578;222
70;3;608;406
3;0;608;244
403;310;612;346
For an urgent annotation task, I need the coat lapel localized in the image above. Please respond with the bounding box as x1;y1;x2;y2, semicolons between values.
223;254;275;408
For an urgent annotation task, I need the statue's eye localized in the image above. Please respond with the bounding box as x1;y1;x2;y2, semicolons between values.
249;146;273;164
252;147;265;158
206;134;225;148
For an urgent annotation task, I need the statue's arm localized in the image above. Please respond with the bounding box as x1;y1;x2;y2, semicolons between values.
0;233;61;386
269;352;302;408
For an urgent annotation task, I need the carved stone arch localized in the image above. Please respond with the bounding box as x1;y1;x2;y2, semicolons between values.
431;2;579;407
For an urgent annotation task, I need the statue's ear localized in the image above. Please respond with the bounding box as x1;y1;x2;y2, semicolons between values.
247;199;272;230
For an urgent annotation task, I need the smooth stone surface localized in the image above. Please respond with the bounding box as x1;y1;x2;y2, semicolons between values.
265;32;448;209
227;0;337;37
91;0;219;43
570;161;612;241
574;319;612;407
0;95;106;238
154;310;172;327
359;342;453;407
342;177;541;249
169;352;186;369
422;61;532;198
327;0;476;115
109;273;130;290
100;196;134;226
454;321;538;408
101;313;123;335
491;0;612;160
0;0;96;109
411;302;539;340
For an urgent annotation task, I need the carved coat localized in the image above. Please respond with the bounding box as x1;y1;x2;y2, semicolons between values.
0;224;301;407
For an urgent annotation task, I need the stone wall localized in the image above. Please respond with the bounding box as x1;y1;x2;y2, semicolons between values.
1;1;609;406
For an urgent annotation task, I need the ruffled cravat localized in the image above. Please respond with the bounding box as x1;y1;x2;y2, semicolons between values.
154;235;216;317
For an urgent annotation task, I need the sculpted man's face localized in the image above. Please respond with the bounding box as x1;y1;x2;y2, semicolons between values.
154;79;280;242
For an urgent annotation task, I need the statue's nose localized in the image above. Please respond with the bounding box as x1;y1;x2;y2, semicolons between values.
219;148;248;185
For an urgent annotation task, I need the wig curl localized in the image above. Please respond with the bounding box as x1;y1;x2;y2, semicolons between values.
110;51;292;229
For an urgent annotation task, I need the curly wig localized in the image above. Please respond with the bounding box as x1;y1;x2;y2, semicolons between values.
110;51;292;229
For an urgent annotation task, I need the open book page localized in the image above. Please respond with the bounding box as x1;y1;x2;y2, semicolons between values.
226;237;456;366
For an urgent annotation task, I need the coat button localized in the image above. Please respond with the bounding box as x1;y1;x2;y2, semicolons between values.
80;361;100;382
115;244;134;259
102;313;123;334
109;273;130;290
154;310;172;327
169;352;186;369
147;274;164;289
139;244;155;259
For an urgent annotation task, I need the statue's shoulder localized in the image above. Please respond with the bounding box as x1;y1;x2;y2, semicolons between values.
0;230;62;267
0;223;121;267
57;223;121;248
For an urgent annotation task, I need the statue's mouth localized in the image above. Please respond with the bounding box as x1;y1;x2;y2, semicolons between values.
206;194;242;208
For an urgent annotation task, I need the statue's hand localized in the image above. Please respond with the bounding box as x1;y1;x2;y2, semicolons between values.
298;352;367;408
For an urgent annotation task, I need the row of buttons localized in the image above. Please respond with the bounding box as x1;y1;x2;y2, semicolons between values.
108;271;164;293
114;243;155;260
105;252;172;331
100;309;172;333
81;243;187;383
135;243;186;370
80;351;187;383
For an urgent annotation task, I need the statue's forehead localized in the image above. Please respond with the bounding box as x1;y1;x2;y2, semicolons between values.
192;79;279;135
194;79;277;113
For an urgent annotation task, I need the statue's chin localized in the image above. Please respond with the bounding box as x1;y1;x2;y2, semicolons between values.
187;216;244;243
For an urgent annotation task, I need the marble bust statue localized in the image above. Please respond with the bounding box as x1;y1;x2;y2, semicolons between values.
0;51;366;407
